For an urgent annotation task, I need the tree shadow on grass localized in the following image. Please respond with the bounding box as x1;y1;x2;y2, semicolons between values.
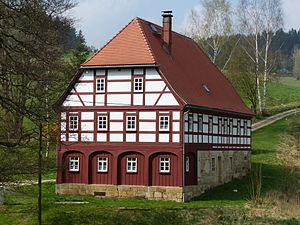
190;163;288;204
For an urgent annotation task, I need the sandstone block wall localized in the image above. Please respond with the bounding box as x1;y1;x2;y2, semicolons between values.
184;150;251;201
56;184;183;202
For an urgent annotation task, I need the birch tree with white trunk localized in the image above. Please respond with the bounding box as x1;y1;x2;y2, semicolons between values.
238;0;283;114
261;0;283;112
186;0;233;68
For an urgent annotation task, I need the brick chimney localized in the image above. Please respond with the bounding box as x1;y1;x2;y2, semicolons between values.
162;11;173;50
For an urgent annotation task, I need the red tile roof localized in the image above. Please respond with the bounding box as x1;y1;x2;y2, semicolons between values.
82;17;254;116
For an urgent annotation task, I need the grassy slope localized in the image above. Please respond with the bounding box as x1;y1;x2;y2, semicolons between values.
266;77;300;108
1;114;300;225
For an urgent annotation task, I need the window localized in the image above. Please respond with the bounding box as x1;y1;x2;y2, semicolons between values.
159;157;170;173
98;116;108;131
98;157;108;172
237;120;241;135
159;116;169;131
134;78;143;92
198;114;203;132
126;157;137;172
185;156;190;172
69;116;78;131
229;120;233;135
230;157;233;170
96;78;105;92
244;121;247;135
208;118;213;134
188;114;193;132
69;156;79;171
126;116;136;131
211;158;216;171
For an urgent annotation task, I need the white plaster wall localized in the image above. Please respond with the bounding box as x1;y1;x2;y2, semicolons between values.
79;70;94;81
172;122;180;132
173;111;180;120
145;68;160;79
81;112;94;120
139;122;156;131
139;133;156;142
110;122;123;131
156;93;179;106
61;112;66;120
69;133;78;142
107;69;131;80
173;134;180;143
80;95;93;106
61;122;66;131
107;82;131;92
96;69;105;75
159;133;169;142
133;94;143;106
107;94;131;106
110;133;123;142
126;133;136;142
74;83;93;93
81;133;94;142
110;112;123;120
134;68;143;75
81;122;94;131
95;94;105;106
63;95;83;107
61;133;66;141
97;133;107;142
139;111;156;120
145;81;165;92
145;94;159;105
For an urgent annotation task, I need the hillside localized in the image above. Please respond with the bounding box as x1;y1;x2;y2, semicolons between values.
1;113;299;224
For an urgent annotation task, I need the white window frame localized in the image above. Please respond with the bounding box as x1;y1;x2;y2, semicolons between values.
98;116;108;131
96;78;105;93
69;156;79;171
185;156;190;173
126;116;136;131
159;116;170;131
69;116;78;131
134;77;143;92
159;157;170;173
126;157;137;172
97;157;108;172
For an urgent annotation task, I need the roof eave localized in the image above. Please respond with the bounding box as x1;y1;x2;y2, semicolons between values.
80;64;158;69
185;104;256;118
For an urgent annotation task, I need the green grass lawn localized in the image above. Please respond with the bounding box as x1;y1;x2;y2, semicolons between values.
266;77;300;109
1;113;300;224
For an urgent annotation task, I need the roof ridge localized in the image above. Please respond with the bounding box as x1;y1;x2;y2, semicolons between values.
82;18;137;66
135;18;157;64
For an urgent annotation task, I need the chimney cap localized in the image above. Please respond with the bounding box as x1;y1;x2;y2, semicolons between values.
162;10;173;16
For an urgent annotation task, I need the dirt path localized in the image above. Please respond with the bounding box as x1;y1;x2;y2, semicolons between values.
1;179;55;187
252;108;300;131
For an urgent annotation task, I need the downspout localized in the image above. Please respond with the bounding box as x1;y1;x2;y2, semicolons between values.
182;105;191;202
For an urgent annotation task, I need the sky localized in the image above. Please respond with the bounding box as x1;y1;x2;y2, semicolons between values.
68;0;300;48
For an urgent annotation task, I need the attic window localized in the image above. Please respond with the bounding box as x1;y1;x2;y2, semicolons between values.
202;84;210;93
150;24;158;33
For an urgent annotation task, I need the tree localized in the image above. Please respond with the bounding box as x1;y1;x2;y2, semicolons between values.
238;0;283;114
186;0;233;69
293;48;300;80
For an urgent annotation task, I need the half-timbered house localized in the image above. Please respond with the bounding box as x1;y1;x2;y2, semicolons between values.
55;11;255;202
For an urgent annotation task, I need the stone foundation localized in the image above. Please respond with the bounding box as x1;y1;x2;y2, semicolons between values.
183;150;251;201
56;184;183;202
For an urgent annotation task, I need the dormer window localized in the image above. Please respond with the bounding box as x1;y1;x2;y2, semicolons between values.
134;78;143;92
202;84;210;93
